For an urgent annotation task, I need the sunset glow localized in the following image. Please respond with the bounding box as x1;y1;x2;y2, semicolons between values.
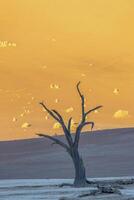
0;0;134;140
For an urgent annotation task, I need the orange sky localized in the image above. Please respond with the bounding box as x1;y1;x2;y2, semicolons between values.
0;0;134;140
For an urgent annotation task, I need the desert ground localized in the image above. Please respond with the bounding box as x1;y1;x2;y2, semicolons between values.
0;127;134;179
0;127;134;199
1;178;134;199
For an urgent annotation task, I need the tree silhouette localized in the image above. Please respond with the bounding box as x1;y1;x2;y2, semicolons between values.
37;81;102;187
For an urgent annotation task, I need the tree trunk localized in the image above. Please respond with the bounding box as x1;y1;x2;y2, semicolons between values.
70;148;87;187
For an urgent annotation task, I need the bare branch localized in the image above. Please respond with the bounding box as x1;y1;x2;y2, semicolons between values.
76;82;85;122
51;142;56;146
85;105;103;117
74;121;94;147
52;109;73;146
76;81;83;98
36;133;69;151
68;117;72;132
40;102;73;147
52;109;63;122
75;82;103;148
80;121;94;131
74;81;87;147
39;102;60;122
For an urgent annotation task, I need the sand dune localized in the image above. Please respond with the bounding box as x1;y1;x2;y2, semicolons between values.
0;127;134;179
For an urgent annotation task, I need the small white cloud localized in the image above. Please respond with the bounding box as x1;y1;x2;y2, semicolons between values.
12;43;17;47
50;84;60;89
42;65;47;69
20;113;25;117
42;108;46;112
50;84;54;89
113;88;119;95
81;73;86;77
12;117;17;122
54;84;60;89
8;43;12;47
45;115;49;120
94;110;99;114
25;110;30;114
51;38;56;42
113;110;129;119
53;122;61;129
21;122;31;128
65;107;74;113
55;98;59;103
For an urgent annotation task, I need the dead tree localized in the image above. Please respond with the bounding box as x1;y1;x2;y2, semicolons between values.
37;82;102;187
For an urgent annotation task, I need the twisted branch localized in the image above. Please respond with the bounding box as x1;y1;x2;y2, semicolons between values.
76;81;85;122
68;117;73;132
39;102;73;146
74;82;102;147
85;105;103;117
36;133;69;151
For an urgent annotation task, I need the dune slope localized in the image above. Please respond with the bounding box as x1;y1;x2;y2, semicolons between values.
0;127;134;179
